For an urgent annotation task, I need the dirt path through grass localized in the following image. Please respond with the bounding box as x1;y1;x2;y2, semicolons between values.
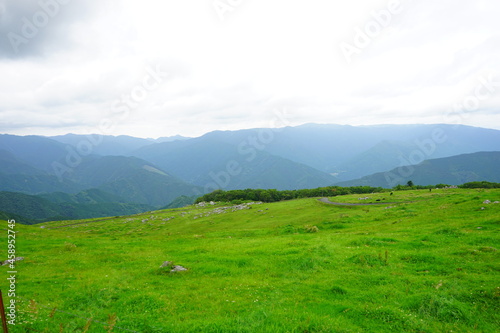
318;197;402;206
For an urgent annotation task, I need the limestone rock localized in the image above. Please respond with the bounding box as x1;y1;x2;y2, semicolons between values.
160;261;173;268
1;257;24;266
171;265;188;273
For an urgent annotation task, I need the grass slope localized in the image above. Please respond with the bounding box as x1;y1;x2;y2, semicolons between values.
1;189;499;332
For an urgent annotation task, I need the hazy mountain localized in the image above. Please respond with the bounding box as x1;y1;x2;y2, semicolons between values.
0;146;85;194
132;134;337;191
0;134;68;172
334;125;500;181
336;151;500;188
0;149;45;175
50;134;155;156
155;135;191;143
183;124;500;180
49;134;191;155
335;141;421;180
132;124;500;185
62;155;202;206
0;173;84;195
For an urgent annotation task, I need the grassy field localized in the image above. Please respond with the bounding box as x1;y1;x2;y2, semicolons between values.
1;188;499;332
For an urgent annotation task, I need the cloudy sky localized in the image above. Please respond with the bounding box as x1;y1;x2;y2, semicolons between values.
0;0;499;138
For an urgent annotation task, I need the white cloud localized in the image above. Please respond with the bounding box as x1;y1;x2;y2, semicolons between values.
0;0;499;138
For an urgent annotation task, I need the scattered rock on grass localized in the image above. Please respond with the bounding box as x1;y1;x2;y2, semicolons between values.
1;257;24;266
160;261;173;268
160;261;188;273
171;265;188;273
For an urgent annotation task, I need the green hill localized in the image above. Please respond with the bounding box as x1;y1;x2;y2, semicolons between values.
66;155;202;206
0;137;201;207
0;191;154;223
38;188;127;204
0;173;84;194
337;151;500;188
1;188;498;332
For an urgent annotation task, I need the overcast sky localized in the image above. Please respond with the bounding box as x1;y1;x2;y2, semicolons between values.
0;0;499;138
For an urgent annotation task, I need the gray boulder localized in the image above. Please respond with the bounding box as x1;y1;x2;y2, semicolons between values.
160;261;173;268
171;265;188;273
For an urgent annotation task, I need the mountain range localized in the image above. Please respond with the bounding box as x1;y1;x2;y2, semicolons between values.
1;123;499;222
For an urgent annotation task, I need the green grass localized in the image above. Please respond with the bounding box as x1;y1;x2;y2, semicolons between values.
1;188;499;332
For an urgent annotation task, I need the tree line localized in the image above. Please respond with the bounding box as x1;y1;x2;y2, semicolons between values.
195;181;500;204
195;186;384;204
459;181;500;189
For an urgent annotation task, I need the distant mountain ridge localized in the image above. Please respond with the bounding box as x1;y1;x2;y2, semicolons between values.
50;134;154;156
132;135;337;191
231;124;500;180
0;134;68;172
49;133;191;155
336;151;500;188
155;135;191;143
